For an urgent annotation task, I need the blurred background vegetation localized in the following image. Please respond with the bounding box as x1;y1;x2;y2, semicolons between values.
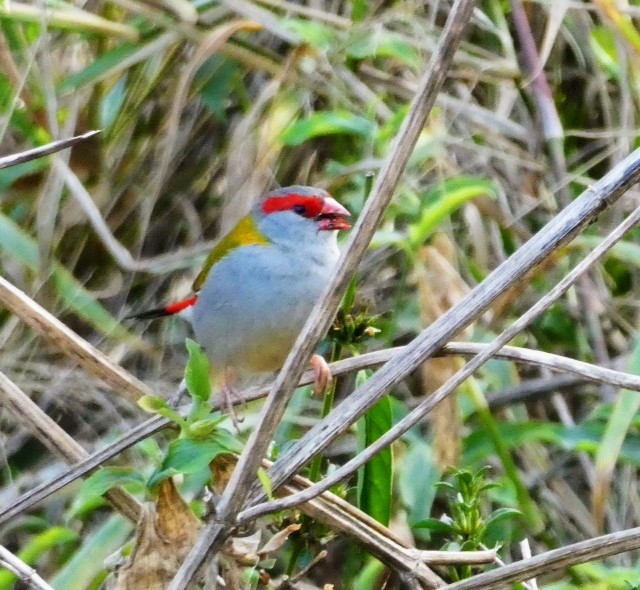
3;0;640;588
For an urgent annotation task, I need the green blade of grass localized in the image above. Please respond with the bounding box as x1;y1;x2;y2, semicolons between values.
0;1;139;40
592;333;640;527
408;177;496;249
463;376;545;533
357;394;393;526
50;516;132;590
0;527;77;589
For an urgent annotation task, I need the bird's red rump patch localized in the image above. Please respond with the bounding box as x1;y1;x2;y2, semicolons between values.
261;194;324;218
165;296;198;314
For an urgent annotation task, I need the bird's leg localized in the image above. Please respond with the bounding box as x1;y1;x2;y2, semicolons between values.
310;353;332;396
221;367;245;430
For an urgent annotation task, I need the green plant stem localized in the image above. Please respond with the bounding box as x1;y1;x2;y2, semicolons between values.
462;377;545;534
287;342;342;575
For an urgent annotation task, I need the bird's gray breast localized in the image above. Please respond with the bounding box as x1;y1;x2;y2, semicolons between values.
190;243;337;375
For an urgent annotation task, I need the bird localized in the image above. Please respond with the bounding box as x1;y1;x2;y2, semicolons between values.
128;186;351;419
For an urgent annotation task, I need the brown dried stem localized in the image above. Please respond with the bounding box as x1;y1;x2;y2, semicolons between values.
443;526;640;590
0;371;141;522
0;276;152;404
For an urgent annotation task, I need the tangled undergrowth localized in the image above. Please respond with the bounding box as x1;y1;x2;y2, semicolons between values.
3;0;640;588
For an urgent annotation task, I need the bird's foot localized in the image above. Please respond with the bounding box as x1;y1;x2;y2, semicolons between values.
310;353;332;396
221;367;245;431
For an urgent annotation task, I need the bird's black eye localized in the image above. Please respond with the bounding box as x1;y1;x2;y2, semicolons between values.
293;204;307;216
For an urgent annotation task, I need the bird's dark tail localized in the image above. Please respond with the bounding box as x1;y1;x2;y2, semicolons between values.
126;296;198;320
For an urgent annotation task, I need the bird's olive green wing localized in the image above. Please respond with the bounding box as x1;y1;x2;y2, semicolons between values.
192;215;269;292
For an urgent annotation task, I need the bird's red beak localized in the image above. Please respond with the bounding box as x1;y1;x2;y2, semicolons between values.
316;197;351;231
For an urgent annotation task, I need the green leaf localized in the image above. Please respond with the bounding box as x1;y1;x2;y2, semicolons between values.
463;421;562;464
594;333;640;504
0;527;77;589
280;111;375;146
210;427;243;454
148;434;239;487
346;30;420;70
398;438;440;533
50;516;132;590
572;236;640;268
138;395;186;426
0;158;49;192
483;507;522;530
188;415;227;438
356;395;393;526
100;75;128;129
412;518;455;534
281;18;336;51
257;467;273;500
59;42;137;93
352;558;385;590
80;466;146;499
185;338;212;402
590;26;620;79
138;395;170;412
408;177;496;249
197;55;239;121
351;0;368;22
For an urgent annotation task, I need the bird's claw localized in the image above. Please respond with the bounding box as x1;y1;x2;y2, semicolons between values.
221;367;245;431
311;353;332;396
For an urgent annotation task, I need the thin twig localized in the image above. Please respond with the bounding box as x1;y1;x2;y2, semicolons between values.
276;469;444;587
487;374;584;408
168;2;478;586
237;150;640;530
443;527;640;589
0;545;54;590
0;130;100;169
519;539;539;590
6;338;640;524
409;548;497;566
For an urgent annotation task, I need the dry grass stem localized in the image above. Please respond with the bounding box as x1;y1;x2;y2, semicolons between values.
6;338;640;525
0;130;100;169
0;371;142;522
0;276;152;404
239;152;640;538
443;527;640;590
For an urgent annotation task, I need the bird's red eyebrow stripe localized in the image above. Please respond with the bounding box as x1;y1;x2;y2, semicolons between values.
261;195;324;217
165;296;198;314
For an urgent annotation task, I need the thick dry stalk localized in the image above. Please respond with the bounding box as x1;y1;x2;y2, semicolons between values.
0;276;152;404
275;468;444;588
443;526;640;590
169;2;477;586
7;339;640;524
0;371;141;523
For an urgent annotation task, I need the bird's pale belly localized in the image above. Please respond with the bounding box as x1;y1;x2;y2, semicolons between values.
193;294;314;376
190;247;330;379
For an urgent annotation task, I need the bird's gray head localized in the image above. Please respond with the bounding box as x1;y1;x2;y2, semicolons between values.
254;185;351;246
